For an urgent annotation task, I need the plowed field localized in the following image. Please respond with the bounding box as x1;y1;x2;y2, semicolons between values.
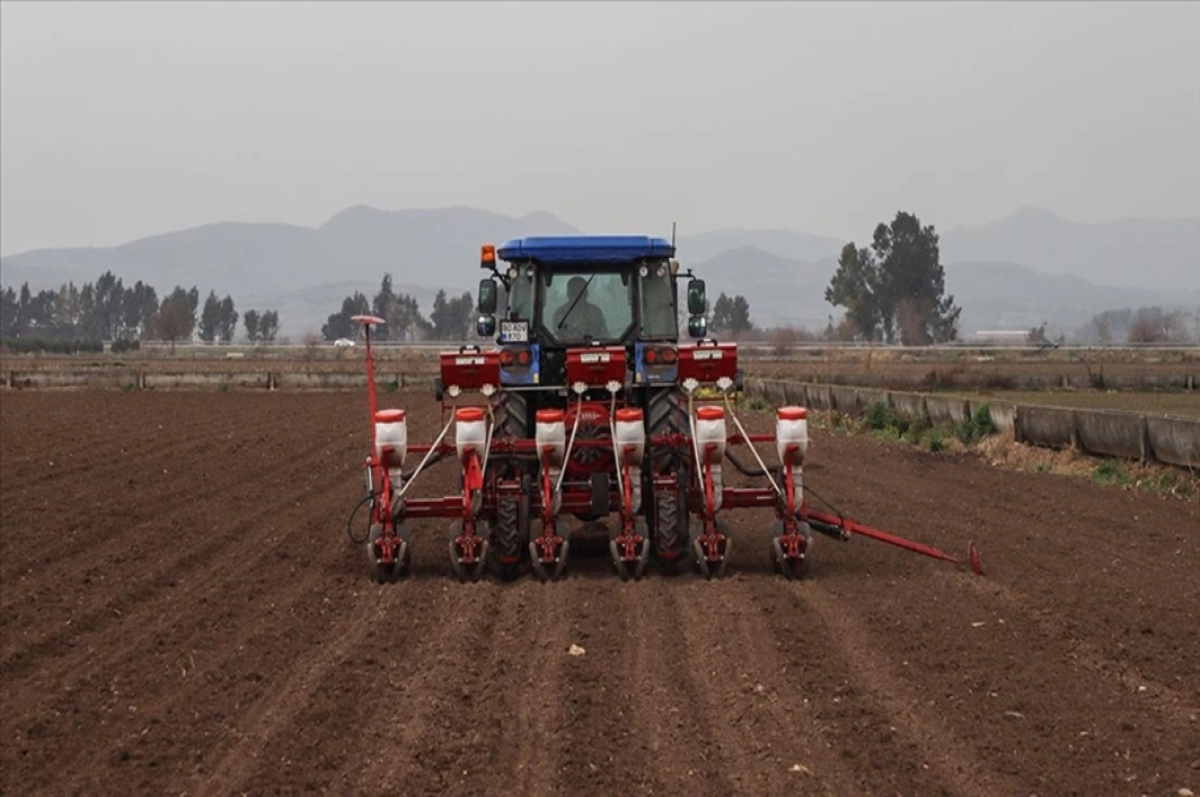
2;391;1198;796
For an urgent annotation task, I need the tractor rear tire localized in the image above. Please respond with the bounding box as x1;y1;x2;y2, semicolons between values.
647;387;690;575
492;496;525;581
493;390;529;443
647;387;688;463
491;393;530;581
652;488;691;576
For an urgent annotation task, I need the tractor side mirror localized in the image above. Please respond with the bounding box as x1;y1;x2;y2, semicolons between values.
687;279;706;316
688;315;707;340
478;278;498;315
476;314;496;339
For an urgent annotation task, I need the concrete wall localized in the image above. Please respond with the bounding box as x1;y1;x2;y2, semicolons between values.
143;372;271;390
970;399;1016;434
829;386;860;414
1073;410;1147;461
3;369;438;392
890;391;927;421
857;387;890;409
1147;416;1200;468
1014;406;1076;449
926;396;971;426
746;378;1200;469
6;370;141;390
807;384;833;411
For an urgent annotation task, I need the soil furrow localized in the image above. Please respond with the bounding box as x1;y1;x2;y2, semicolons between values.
796;582;1026;796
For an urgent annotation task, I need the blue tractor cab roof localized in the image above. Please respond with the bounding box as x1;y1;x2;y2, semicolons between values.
497;235;675;265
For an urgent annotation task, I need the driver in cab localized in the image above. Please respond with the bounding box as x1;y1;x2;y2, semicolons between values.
553;276;607;339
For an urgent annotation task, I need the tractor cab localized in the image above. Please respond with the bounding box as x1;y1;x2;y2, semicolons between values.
475;236;709;389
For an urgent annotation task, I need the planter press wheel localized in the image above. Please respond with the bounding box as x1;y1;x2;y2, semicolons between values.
367;523;410;584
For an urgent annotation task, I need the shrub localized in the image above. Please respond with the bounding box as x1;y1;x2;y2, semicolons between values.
864;401;910;434
746;395;769;412
1092;459;1134;488
955;404;997;445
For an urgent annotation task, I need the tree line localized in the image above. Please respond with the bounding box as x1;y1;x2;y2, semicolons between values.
321;274;475;342
1083;306;1194;344
0;272;279;351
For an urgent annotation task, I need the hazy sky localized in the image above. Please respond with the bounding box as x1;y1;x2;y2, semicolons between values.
2;1;1198;256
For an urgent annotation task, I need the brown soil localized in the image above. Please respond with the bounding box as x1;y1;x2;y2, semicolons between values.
2;392;1198;796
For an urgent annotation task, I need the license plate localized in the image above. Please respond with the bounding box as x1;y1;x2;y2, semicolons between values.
500;321;528;343
693;349;723;360
581;352;611;363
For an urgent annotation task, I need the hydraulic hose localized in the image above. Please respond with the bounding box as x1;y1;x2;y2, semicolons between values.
346;492;374;545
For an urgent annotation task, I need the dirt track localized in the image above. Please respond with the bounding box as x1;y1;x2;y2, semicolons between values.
2;391;1198;796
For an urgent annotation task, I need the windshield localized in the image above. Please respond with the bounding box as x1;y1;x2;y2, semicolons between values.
638;262;677;338
541;271;631;342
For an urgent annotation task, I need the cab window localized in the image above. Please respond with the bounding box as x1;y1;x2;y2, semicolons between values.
505;268;534;320
638;262;677;338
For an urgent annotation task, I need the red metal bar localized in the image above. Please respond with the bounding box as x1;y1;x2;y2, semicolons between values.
402;485;779;518
408;435;776;456
718;487;779;508
362;325;379;450
802;506;961;564
726;434;777;445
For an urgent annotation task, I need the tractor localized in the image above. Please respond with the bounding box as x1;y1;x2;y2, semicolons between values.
349;235;980;583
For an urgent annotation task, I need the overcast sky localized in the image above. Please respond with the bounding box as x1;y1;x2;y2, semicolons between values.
1;1;1198;256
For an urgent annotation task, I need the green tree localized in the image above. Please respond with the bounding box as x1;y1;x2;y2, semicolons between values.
198;291;221;343
710;293;732;332
158;285;197;353
243;309;260;343
52;282;83;338
430;289;474;340
826;211;960;344
709;292;752;336
217;295;238;343
26;287;58;337
122;281;158;340
728;295;752;335
373;273;428;341
825;244;886;342
93;270;125;339
372;274;397;335
0;286;18;338
258;310;280;342
322;292;370;341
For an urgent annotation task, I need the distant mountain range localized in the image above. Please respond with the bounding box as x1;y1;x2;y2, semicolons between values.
940;206;1200;291
2;204;1197;339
